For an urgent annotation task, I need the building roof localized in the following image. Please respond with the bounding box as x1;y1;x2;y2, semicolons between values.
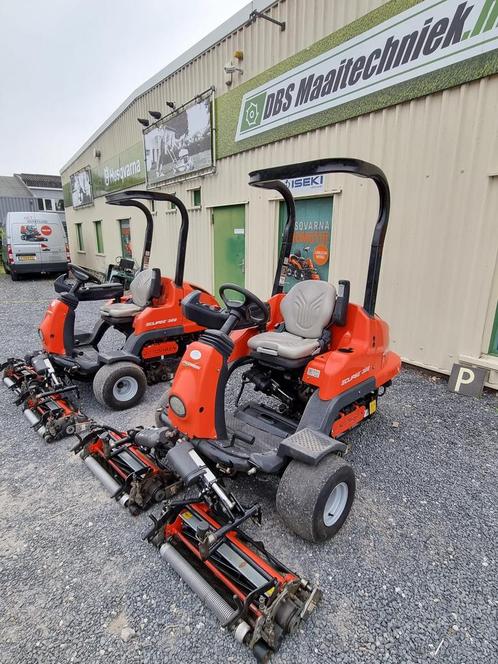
16;173;62;189
0;175;33;198
61;0;274;174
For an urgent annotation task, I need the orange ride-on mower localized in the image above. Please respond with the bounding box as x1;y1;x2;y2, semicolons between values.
146;157;401;543
2;190;219;441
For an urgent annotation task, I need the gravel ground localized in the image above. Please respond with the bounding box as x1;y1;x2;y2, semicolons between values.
0;274;497;664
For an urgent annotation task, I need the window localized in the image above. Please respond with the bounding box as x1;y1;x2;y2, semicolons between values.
44;199;53;211
119;219;132;258
94;220;104;254
56;199;65;211
192;188;201;207
489;302;498;357
37;198;44;211
75;223;84;251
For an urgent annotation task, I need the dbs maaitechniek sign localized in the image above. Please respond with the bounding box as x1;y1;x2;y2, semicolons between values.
235;0;498;141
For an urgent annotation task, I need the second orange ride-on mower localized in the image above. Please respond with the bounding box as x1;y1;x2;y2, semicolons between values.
2;190;219;441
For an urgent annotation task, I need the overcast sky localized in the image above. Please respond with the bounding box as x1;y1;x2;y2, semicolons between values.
0;0;249;175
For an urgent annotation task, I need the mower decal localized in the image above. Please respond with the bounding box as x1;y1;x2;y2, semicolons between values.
307;367;321;378
181;360;201;370
341;365;371;386
189;349;202;360
145;317;178;327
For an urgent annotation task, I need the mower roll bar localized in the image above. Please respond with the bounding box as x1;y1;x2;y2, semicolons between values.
105;190;189;287
248;158;390;316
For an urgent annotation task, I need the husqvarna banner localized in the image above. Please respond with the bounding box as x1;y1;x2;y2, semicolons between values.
236;0;498;141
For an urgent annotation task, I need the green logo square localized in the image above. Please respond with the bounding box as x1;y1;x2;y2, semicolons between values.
239;92;267;133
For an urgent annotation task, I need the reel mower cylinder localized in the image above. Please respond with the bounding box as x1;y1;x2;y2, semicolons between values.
83;455;129;507
159;542;247;632
23;408;46;437
3;376;15;388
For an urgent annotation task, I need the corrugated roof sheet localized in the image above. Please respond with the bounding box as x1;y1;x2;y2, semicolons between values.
0;176;32;198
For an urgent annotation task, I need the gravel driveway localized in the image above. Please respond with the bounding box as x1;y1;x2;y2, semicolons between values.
0;274;497;664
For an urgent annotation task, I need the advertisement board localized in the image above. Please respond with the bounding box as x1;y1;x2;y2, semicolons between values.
279;197;333;293
70;167;93;208
143;97;213;186
93;142;145;197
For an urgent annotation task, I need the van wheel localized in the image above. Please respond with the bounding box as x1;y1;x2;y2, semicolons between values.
93;362;146;410
276;454;355;542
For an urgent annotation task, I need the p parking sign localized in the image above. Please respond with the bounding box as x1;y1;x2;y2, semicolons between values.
448;363;486;397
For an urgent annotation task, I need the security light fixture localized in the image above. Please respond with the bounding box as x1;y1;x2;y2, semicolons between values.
148;111;161;120
137;118;150;127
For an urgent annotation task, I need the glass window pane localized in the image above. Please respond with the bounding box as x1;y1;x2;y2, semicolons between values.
76;223;84;251
45;199;53;210
94;220;104;254
119;219;132;258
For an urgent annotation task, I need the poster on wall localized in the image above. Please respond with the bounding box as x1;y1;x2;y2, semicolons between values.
70;167;93;208
143;96;213;186
279;197;333;293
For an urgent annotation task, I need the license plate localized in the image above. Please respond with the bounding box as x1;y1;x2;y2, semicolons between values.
17;255;36;262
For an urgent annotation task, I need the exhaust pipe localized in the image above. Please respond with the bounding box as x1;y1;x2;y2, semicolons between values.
23;408;46;438
83;455;129;507
160;542;249;638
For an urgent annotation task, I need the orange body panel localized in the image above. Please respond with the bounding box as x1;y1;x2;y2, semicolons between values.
168;341;224;439
332;404;366;437
302;304;401;400
132;277;218;336
39;299;71;354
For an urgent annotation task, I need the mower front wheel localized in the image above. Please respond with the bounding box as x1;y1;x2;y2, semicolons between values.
93;362;147;410
276;454;355;543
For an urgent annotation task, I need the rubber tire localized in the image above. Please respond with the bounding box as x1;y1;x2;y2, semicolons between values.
154;388;171;427
93;362;147;410
276;454;355;543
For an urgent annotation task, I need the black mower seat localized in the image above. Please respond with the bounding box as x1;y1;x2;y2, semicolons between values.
100;268;161;319
248;280;336;360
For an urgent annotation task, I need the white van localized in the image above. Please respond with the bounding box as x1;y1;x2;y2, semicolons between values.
1;211;69;280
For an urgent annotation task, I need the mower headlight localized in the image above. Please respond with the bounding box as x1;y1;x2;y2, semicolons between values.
169;395;186;417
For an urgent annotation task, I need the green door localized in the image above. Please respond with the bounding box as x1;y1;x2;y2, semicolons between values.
278;196;333;293
212;205;245;300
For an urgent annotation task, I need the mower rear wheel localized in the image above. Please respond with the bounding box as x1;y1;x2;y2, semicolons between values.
276;454;355;542
93;362;147;410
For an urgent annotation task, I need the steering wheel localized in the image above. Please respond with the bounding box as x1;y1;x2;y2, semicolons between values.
219;283;269;325
68;263;101;285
